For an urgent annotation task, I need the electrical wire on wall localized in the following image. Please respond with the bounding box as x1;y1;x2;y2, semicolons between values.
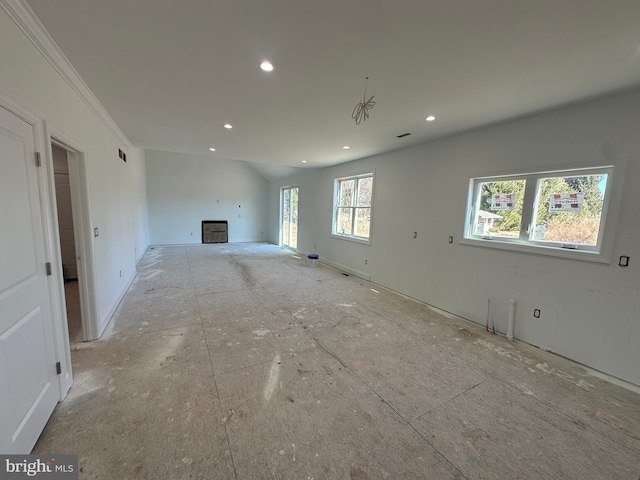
351;76;376;125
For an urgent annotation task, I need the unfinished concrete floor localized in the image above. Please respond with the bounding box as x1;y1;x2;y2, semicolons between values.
34;243;640;479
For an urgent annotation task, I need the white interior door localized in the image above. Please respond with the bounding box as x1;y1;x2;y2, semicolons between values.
0;105;60;453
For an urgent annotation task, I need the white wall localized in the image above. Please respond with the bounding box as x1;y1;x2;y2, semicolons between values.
129;149;150;264
0;5;149;337
146;149;269;244
269;88;640;386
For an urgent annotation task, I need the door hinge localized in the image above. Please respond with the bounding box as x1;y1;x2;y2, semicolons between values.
56;362;61;375
35;152;41;167
46;262;52;276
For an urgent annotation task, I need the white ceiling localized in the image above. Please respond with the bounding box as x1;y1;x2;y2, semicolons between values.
26;0;640;177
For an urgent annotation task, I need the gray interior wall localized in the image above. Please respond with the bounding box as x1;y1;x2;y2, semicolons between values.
146;149;269;244
269;88;640;386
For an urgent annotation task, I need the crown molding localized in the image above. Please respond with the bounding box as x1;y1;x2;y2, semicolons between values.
0;0;133;149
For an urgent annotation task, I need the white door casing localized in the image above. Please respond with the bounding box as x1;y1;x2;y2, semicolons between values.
0;105;60;453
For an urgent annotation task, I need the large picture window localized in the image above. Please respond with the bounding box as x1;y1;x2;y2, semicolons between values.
333;173;374;242
464;166;613;258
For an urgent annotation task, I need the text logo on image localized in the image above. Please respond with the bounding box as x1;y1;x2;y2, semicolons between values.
1;455;78;479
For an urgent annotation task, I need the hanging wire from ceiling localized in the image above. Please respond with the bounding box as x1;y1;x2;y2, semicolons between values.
351;76;376;125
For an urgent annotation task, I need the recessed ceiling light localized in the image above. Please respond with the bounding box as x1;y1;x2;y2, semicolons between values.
302;160;307;163
224;124;233;129
209;147;216;151
426;116;436;122
342;145;351;150
260;61;274;72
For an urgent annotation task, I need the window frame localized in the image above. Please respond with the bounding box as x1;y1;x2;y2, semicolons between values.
462;165;615;262
331;172;374;245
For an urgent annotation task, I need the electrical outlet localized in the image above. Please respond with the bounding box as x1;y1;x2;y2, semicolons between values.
94;227;99;237
533;309;541;318
119;270;122;278
448;236;453;243
619;256;630;267
365;259;368;265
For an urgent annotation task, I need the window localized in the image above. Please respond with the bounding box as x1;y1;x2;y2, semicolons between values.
464;166;613;258
281;186;298;249
333;173;374;242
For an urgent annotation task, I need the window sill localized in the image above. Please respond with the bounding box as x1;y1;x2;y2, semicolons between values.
459;237;610;264
330;233;372;246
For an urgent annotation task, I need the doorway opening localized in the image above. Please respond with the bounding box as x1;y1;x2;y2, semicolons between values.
51;144;83;342
281;186;298;250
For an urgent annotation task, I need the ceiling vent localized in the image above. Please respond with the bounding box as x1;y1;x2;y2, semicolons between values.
396;133;411;138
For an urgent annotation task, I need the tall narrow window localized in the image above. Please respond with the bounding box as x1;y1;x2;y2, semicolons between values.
333;173;374;242
281;186;298;249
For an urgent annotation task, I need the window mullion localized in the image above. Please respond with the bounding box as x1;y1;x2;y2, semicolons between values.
351;206;356;236
519;177;537;241
351;178;358;235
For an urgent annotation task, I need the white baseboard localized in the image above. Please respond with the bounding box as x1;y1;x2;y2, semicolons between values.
97;270;136;338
